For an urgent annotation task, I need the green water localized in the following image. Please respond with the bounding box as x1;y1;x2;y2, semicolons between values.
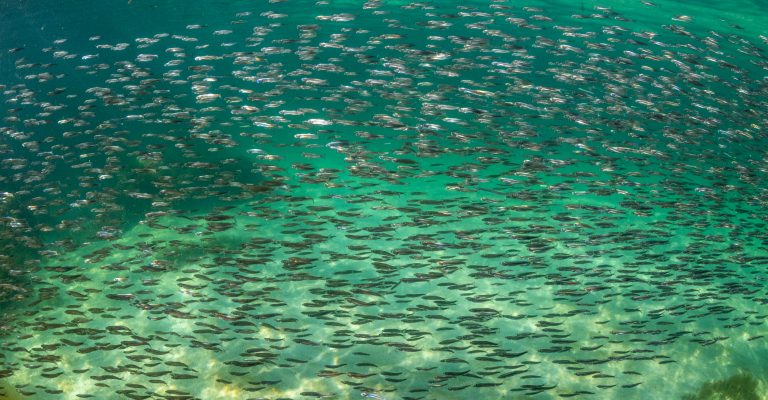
1;0;768;399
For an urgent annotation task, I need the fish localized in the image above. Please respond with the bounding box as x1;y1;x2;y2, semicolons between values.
361;392;387;400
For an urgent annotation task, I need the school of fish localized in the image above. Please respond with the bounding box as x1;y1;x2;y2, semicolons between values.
1;0;768;399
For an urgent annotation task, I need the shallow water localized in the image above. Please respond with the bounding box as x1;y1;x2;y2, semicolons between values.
1;0;768;399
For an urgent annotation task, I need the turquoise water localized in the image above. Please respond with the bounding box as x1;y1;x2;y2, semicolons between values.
1;0;768;399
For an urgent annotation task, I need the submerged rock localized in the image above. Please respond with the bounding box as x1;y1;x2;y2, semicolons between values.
683;372;761;400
